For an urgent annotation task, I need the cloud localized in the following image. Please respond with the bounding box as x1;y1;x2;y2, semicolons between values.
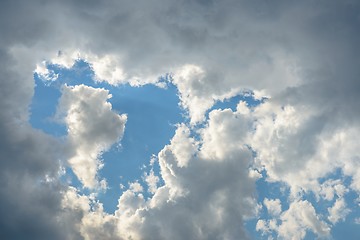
199;101;251;160
34;61;59;82
62;111;258;239
328;198;351;224
263;198;282;217
133;120;258;240
57;84;127;189
88;54;127;86
172;64;212;124
256;219;278;237
129;181;144;193
251;99;360;198
0;50;73;239
277;200;330;240
144;168;160;194
1;0;360;239
61;187;120;240
319;179;348;201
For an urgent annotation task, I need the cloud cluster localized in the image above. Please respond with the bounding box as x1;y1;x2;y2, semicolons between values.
1;0;360;239
61;109;258;240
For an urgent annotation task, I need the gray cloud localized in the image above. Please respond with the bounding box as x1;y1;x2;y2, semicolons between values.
0;53;68;239
1;0;360;239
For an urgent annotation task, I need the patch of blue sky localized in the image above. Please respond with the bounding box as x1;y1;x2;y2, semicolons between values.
30;60;184;212
98;83;183;212
332;213;360;240
30;74;67;137
335;190;360;240
255;171;290;207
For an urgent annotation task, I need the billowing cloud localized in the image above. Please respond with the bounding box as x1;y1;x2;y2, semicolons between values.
1;0;360;239
57;111;258;240
277;200;330;240
57;84;127;189
328;198;351;224
140;119;257;239
264;198;282;217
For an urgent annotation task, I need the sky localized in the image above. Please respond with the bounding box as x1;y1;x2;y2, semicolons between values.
1;0;360;239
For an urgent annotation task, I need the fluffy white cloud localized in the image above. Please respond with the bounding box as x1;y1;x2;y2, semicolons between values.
172;64;214;124
263;198;282;217
129;181;144;193
144;168;160;194
57;84;127;189
61;187;121;240
328;198;351;224
135;120;258;239
251;99;360;198
319;179;348;201
199;101;251;160
256;219;278;237
34;61;59;82
87;54;127;85
277;200;330;240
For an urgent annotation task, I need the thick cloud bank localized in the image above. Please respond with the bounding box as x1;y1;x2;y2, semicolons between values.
1;0;360;239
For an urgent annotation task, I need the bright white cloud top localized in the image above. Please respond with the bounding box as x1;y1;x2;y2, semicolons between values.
1;0;360;240
57;84;127;189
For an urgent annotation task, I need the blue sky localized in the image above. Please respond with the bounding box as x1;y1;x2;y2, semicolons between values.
1;1;360;240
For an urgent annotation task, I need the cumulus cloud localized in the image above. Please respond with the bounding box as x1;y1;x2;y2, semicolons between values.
251;98;360;198
61;187;120;240
328;198;351;224
62;111;258;239
277;200;330;240
57;84;127;189
199;101;251;160
319;179;348;201
144;168;160;194
88;54;127;86
129;181;144;193
131;120;257;240
1;0;360;239
256;219;278;237
263;198;282;217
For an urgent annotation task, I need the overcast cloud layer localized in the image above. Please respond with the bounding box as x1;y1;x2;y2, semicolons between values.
1;0;360;239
